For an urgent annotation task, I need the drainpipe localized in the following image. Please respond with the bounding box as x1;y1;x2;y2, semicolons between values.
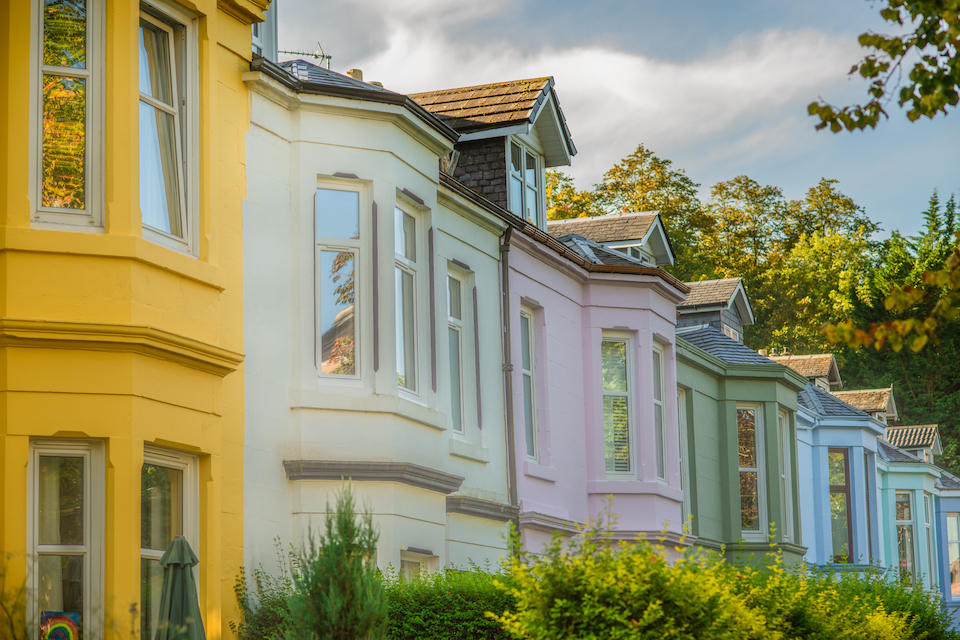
499;226;521;546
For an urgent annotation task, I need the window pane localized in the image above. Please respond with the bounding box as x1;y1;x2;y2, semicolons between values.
316;189;359;240
950;542;960;595
525;185;537;223
448;276;461;321
511;142;522;173
603;396;630;473
141;557;163;640
449;327;462;432
949;514;960;541
737;409;756;469
898;524;915;583
653;350;663;401
510;176;523;217
44;0;86;69
740;471;759;530
38;555;83;619
520;315;531;371
655;403;665;479
141;464;182;552
831;493;850;560
896;493;912;521
396;268;416;391
395;208;416;261
525;153;536;186
38;456;84;546
42;74;85;209
523;373;535;456
139;22;173;105
601;341;627;392
924;495;931;523
139;100;182;236
829;451;847;486
319;251;356;376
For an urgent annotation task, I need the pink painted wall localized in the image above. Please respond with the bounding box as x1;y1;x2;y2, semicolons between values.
507;234;686;550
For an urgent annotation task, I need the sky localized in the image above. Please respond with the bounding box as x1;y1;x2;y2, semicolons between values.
275;0;960;240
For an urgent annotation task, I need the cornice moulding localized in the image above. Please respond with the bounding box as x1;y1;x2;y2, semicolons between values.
446;496;518;522
284;460;465;495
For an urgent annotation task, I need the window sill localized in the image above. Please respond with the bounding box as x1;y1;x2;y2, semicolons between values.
523;460;559;483
587;480;683;502
448;439;490;464
291;388;448;431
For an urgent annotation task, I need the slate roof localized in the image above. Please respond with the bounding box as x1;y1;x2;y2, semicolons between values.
679;278;743;308
280;59;399;95
886;425;939;449
546;213;658;243
878;440;921;463
938;470;960;490
831;388;893;413
410;77;553;134
678;326;781;366
768;354;837;379
556;234;648;268
797;384;868;417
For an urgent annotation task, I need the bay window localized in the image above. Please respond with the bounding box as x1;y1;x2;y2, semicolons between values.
520;308;537;459
36;0;103;225
602;336;632;477
316;187;361;378
395;207;418;392
447;273;464;432
896;491;916;585
139;2;197;251
828;448;853;562
30;441;103;637
652;344;666;481
779;410;793;543
738;406;765;536
948;513;960;596
509;140;541;227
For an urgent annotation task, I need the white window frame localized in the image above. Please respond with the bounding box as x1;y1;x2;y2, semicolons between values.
141;447;200;635
602;332;635;479
315;182;364;382
395;205;421;397
251;20;263;56
652;342;667;481
27;440;105;638
723;324;740;342
139;0;199;255
30;0;105;228
896;490;917;585
925;492;936;588
507;138;543;228
447;270;465;433
520;307;538;460
779;409;793;543
737;404;766;540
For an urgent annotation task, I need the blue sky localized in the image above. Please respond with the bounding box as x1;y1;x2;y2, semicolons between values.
277;0;960;239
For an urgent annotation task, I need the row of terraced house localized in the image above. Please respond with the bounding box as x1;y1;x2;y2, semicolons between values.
1;0;959;637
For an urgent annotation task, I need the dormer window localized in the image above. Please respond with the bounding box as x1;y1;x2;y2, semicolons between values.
723;324;741;343
509;140;541;227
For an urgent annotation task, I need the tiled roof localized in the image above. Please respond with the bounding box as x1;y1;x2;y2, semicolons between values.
831;388;893;413
939;471;960;490
679;278;742;308
768;354;836;378
886;425;939;449
546;213;658;243
280;59;399;95
556;234;647;268
678;326;780;366
410;77;553;134
798;384;867;417
878;440;921;463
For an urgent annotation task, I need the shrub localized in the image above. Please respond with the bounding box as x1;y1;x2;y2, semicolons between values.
282;485;387;640
382;563;516;640
231;539;298;640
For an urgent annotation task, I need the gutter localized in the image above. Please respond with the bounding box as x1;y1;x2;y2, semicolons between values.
499;226;521;547
249;57;460;144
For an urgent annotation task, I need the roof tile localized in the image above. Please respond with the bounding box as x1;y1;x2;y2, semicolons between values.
886;425;939;449
878;440;921;463
831;388;892;413
547;213;658;243
679;278;742;308
768;354;836;378
409;78;552;133
678;326;780;366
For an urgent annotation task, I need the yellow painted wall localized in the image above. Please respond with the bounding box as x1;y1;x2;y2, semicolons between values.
0;0;266;636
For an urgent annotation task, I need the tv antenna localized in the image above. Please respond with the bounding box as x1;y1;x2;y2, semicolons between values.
278;41;332;69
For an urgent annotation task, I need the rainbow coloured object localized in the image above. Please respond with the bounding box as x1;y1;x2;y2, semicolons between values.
40;611;80;640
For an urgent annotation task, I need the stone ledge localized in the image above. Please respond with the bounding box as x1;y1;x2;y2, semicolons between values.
284;460;464;495
446;495;518;523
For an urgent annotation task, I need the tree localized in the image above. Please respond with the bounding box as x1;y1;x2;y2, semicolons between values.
808;0;960;132
544;171;601;220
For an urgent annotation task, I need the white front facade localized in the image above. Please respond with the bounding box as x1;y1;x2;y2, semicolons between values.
242;70;513;573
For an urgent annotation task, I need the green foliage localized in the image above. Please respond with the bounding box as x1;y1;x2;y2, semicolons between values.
809;0;960;131
382;564;517;640
282;485;387;640
231;538;298;640
0;559;27;640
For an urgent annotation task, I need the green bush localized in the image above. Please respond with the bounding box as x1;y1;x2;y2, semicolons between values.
382;563;516;640
231;539;297;640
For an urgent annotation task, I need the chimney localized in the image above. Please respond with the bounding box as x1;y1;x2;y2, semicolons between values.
369;81;384;88
758;349;768;357
346;68;363;81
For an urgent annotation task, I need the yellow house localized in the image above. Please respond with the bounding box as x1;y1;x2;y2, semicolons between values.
0;0;264;636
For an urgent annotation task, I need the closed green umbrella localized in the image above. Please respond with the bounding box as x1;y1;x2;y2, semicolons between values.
154;536;206;640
